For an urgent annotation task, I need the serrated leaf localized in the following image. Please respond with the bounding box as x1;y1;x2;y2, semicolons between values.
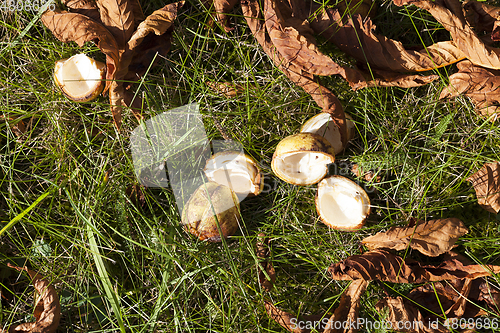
96;0;135;48
329;250;500;283
467;161;500;213
4;264;61;333
310;5;465;73
393;0;500;70
361;218;468;257
440;60;500;121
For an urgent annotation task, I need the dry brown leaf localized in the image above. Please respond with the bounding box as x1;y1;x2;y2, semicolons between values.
264;280;367;333
361;218;468;257
375;297;450;333
95;0;135;49
440;60;500;121
256;233;275;292
466;161;500;213
127;2;181;52
478;279;500;314
63;0;101;22
241;0;349;147
378;277;495;332
3;264;61;333
366;69;440;88
322;279;368;333
393;0;500;70
328;249;500;283
309;5;465;73
408;278;488;318
464;0;500;35
287;1;443;87
264;0;367;87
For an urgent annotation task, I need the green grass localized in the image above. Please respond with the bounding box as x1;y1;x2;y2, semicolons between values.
1;0;500;332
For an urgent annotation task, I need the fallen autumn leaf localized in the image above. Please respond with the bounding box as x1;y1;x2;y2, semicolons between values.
2;263;61;333
361;218;468;257
467;161;500;213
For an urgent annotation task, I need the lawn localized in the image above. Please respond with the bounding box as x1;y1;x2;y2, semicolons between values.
1;0;500;332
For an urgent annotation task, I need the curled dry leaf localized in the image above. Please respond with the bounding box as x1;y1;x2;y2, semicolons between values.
3;264;61;333
241;0;348;146
361;218;468;257
393;0;500;71
264;0;366;86
264;279;367;333
440;60;500;121
408;278;488;318
464;0;500;36
309;4;465;73
256;234;275;292
328;249;500;283
466;161;500;213
375;297;449;333
322;279;368;333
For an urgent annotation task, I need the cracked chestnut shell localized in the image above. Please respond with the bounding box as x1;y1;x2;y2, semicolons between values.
271;133;335;186
54;53;105;102
204;151;263;198
181;182;241;242
300;112;356;154
315;175;371;230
